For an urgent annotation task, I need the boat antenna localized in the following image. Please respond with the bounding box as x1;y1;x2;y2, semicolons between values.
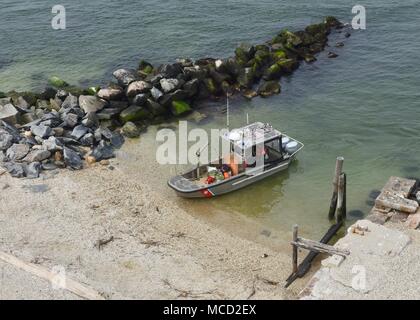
226;92;230;131
195;143;209;180
246;113;249;125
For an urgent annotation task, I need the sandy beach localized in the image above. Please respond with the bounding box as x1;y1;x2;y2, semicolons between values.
0;132;309;300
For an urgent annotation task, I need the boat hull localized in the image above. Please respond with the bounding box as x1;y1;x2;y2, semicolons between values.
169;159;291;198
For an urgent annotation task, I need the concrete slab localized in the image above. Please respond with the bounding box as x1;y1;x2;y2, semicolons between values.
382;176;417;198
300;220;412;299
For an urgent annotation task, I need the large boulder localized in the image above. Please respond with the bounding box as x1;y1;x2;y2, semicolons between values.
171;100;191;116
63;147;83;170
183;66;207;80
257;81;281;97
97;86;124;101
234;43;255;66
119;105;151;123
6;143;30;161
71;124;89;140
158;63;183;78
150;87;163;101
263;59;298;80
126;81;152;98
91;141;114;161
0;103;18;123
112;69;137;86
61;94;79;109
2;162;25;178
23;149;51;162
237;67;256;88
160;78;180;93
132;93;148;106
79;95;107;113
146;99;167;116
138;60;154;76
183;78;199;97
31;125;52;139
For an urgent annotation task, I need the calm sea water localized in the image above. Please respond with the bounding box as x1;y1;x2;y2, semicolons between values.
2;1;420;242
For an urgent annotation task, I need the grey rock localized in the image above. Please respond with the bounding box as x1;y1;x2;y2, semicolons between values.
121;122;141;138
160;78;179;93
49;97;62;111
96;107;121;120
126;81;152;98
16;96;30;109
97;87;123;101
31;125;52;139
79;95;107;113
0;151;5;162
158;63;183;78
145;73;164;86
2;162;25;178
183;78;199;97
61;94;79;109
71;124;89;140
62;112;79;128
112;69;137;86
151;87;163;100
109;100;129;110
23;150;52;163
92;141;114;161
132;94;148;106
328;51;338;58
0;103;18;122
81;112;99;128
56;90;69;100
96;127;113;140
63;147;83;170
52;127;64;137
25;162;41;179
80;133;94;146
20;112;37;125
0;128;14;150
42;136;62;151
6;143;30;161
110;132;124;148
36;99;50;110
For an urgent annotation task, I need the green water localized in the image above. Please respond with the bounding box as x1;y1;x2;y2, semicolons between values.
2;1;420;242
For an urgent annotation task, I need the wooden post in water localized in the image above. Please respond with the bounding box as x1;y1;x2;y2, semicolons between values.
328;156;344;220
292;224;298;274
335;173;347;223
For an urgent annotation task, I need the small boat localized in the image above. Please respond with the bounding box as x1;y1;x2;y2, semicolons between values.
168;121;304;198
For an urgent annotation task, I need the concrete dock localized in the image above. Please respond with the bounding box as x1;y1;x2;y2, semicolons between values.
300;176;420;299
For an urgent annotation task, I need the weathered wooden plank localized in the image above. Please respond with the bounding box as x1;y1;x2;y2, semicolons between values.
292;237;350;257
0;251;105;300
285;221;343;288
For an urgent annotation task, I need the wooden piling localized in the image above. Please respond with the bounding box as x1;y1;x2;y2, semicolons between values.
292;224;298;274
328;156;344;220
335;173;347;223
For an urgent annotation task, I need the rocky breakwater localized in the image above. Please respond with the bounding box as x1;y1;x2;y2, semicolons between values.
0;17;346;178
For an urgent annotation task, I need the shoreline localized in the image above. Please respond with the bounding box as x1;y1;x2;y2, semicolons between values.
0;139;313;299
